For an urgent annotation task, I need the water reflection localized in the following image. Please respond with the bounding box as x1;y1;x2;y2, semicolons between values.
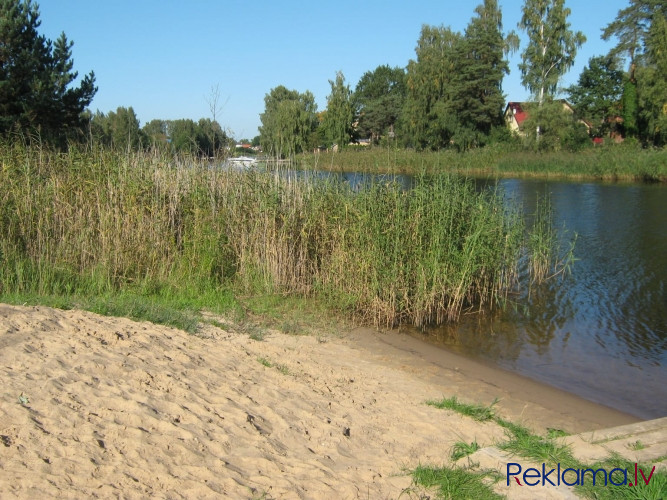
278;168;415;191
418;179;666;419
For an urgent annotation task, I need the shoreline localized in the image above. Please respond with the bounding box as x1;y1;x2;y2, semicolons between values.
347;326;639;432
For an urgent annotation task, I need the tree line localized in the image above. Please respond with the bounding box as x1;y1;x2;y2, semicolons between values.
1;0;665;155
259;0;666;156
88;108;230;156
0;0;230;156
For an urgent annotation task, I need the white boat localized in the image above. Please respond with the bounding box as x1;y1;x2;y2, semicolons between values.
224;156;259;169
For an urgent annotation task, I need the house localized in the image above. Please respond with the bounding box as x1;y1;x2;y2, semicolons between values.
504;102;529;134
504;100;592;136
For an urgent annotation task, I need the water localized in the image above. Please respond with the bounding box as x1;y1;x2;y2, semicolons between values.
418;178;667;419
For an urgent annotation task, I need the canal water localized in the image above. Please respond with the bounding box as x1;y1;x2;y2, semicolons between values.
284;169;666;419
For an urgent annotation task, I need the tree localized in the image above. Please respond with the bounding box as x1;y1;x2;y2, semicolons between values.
603;1;667;144
259;86;317;158
602;0;667;75
195;118;228;157
353;65;406;144
321;71;355;149
403;25;462;149
449;0;518;149
90;107;143;151
521;100;591;151
567;55;624;137
204;84;227;157
0;0;96;142
518;0;586;140
636;12;667;145
142;119;169;149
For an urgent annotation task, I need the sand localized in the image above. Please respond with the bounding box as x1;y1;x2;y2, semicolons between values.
0;304;637;499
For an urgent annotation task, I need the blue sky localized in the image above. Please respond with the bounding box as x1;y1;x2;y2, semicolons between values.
37;0;628;140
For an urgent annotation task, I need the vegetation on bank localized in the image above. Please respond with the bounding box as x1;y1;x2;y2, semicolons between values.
299;145;667;182
0;145;565;329
412;396;667;499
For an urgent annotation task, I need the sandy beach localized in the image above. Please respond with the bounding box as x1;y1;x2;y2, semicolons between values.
0;304;638;499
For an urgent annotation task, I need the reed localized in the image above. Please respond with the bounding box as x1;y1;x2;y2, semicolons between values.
0;143;561;328
300;145;667;182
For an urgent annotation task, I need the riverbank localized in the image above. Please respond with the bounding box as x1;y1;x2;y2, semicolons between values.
297;146;667;183
0;304;638;498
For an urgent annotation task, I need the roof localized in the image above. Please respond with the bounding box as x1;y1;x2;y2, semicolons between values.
506;102;528;126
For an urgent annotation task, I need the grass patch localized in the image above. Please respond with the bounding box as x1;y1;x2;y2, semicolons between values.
426;396;498;422
450;441;481;461
425;396;667;499
628;440;645;451
408;464;504;499
495;420;574;465
576;456;666;499
256;357;272;368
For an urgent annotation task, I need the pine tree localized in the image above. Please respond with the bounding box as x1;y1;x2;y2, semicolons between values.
450;0;517;148
0;0;96;142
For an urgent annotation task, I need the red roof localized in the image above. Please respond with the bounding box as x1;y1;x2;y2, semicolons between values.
507;102;528;126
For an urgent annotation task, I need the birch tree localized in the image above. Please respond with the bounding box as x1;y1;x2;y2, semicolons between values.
518;0;585;139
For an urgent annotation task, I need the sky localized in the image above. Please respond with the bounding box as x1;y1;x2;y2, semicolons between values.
36;0;630;141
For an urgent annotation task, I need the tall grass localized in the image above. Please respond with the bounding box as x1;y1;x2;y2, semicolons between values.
0;143;559;328
300;145;667;182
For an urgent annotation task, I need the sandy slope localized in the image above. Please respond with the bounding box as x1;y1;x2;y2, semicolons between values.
0;304;636;499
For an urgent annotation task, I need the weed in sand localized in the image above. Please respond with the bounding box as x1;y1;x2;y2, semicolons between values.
257;357;272;368
628;440;645;451
426;396;498;422
450;441;481;461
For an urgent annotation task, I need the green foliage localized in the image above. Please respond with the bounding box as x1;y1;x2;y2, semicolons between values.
602;0;667;70
0;0;97;144
567;55;624;137
353;64;406;143
90;107;144;151
518;0;585;142
409;465;504;500
621;79;639;137
603;1;667;146
426;396;498;422
259;85;317;158
402;2;515;151
403;25;463;149
142;119;169;149
138;117;228;156
321;71;355;149
521;100;591;152
637;12;667;146
449;0;516;149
